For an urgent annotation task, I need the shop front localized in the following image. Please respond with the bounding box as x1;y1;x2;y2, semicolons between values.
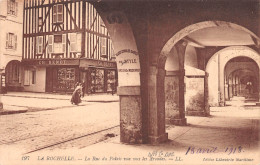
80;59;117;94
22;59;80;93
46;66;79;93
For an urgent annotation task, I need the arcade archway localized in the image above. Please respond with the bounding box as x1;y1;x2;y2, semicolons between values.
206;46;260;106
224;57;259;101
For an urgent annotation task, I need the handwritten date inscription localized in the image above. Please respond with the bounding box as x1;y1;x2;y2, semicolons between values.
185;146;243;155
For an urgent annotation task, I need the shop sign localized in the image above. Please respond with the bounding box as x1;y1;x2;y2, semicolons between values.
80;59;116;68
22;59;79;66
115;49;141;86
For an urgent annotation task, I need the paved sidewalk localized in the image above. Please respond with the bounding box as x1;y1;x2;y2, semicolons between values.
23;106;260;165
0;92;119;115
2;91;119;102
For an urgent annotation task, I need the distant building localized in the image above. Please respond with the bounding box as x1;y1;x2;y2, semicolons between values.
0;0;23;93
21;0;117;94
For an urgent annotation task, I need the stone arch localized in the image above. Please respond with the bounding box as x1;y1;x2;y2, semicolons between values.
206;46;260;106
160;21;260;57
92;4;144;143
227;68;259;99
93;8;141;87
5;60;22;90
158;21;260;125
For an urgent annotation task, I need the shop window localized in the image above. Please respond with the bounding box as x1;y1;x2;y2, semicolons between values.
57;68;75;91
89;68;105;93
70;33;81;52
53;4;63;24
6;33;17;50
7;0;18;16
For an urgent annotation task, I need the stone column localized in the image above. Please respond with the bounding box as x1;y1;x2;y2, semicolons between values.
170;41;187;125
147;65;168;144
118;86;143;144
224;75;229;100
228;76;233;99
233;75;237;96
165;71;180;124
204;72;210;116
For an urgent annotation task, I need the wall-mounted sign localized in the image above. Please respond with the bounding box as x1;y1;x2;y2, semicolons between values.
115;49;141;86
80;59;117;68
22;59;79;66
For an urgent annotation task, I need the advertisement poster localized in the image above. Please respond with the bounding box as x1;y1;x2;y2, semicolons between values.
0;0;259;165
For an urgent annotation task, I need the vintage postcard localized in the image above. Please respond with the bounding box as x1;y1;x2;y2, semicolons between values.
0;0;259;164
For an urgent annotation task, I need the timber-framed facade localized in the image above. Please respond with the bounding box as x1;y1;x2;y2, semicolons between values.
22;0;117;94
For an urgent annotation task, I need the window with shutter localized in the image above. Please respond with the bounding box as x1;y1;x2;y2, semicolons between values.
101;37;107;58
53;4;63;24
62;34;66;53
37;36;43;54
70;33;81;52
6;33;9;48
53;5;57;23
14;35;17;50
7;0;17;16
70;33;77;52
48;35;53;53
6;33;17;50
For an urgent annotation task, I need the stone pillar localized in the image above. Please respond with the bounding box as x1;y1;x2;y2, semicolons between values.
117;86;143;144
235;76;239;96
148;65;168;144
185;74;207;116
204;72;210;116
233;75;237;96
218;54;225;106
170;41;187;125
165;71;180;124
228;76;233;99
224;75;229;100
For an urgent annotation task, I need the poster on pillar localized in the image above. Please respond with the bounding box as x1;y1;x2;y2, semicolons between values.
115;49;141;86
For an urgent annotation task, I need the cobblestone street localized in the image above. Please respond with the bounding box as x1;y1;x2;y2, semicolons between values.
0;94;120;160
0;94;259;165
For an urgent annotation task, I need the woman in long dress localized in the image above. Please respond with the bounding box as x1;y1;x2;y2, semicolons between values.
71;83;83;105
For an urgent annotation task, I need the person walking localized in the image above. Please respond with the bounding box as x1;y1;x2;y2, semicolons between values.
71;83;83;105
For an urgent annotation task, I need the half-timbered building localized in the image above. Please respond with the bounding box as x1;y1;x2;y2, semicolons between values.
22;0;117;94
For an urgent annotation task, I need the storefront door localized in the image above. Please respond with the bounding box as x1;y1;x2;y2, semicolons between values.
46;67;53;92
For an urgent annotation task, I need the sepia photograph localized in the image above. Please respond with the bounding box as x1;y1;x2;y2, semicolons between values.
0;0;259;164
